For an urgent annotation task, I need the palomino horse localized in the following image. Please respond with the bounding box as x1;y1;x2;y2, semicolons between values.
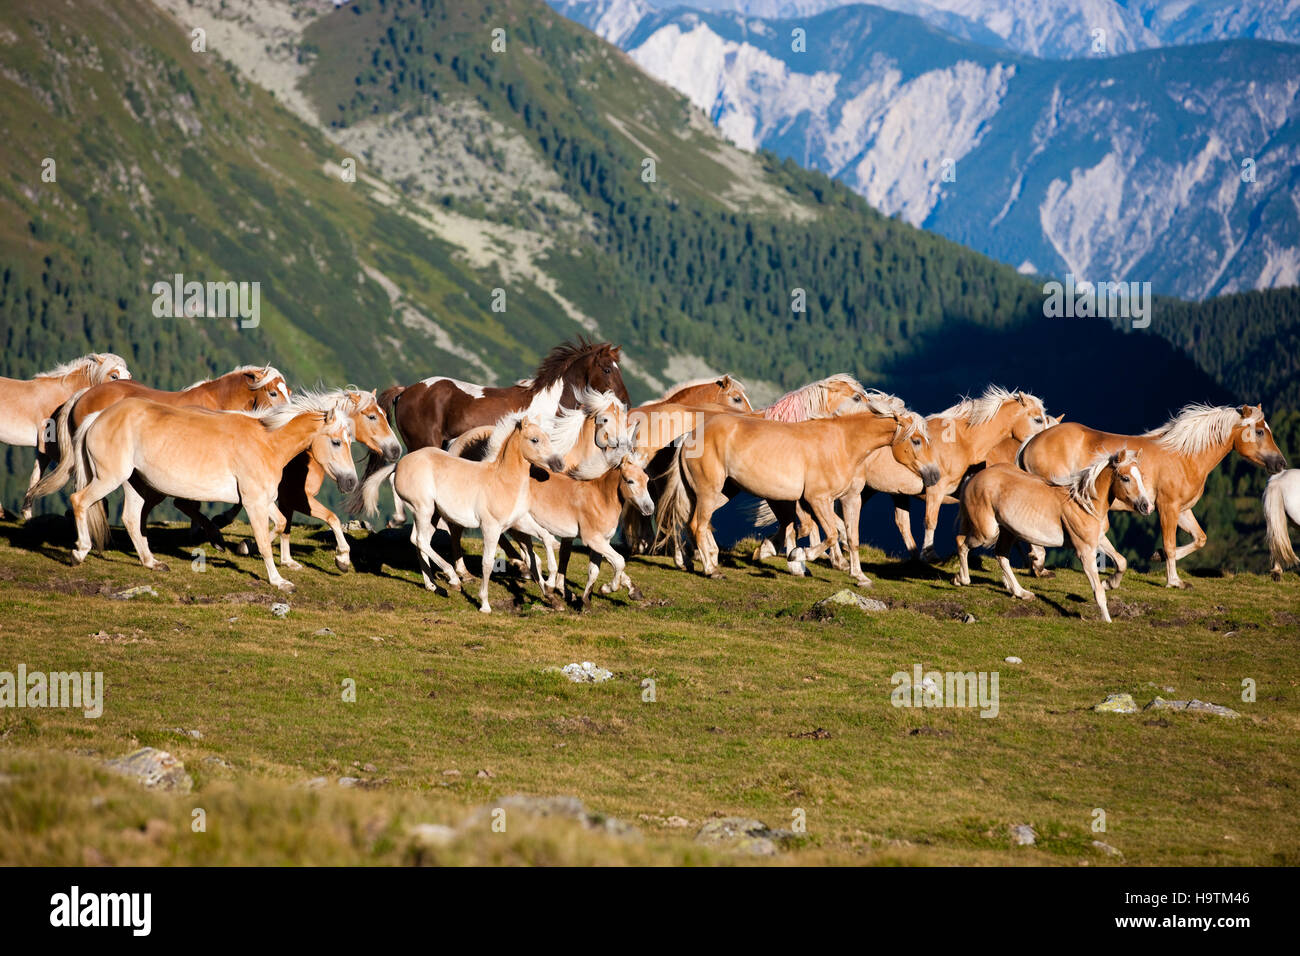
347;399;567;613
953;450;1154;623
509;455;656;605
0;353;131;519
651;375;753;412
214;388;402;572
1264;469;1300;580
66;394;357;591
1019;404;1286;588
26;364;291;536
658;394;940;585
377;339;628;526
984;413;1064;467
857;387;1049;560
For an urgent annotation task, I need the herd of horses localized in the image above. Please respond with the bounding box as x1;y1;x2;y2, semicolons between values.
1;341;1296;621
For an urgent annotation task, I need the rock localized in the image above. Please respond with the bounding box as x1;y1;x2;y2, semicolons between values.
313;627;333;636
1094;693;1138;714
695;817;790;855
962;613;977;624
1004;656;1022;664
1092;840;1123;857
362;762;378;773
476;769;494;779
467;795;638;838
1144;697;1240;718
408;823;457;848
104;748;192;793
815;589;886;612
1009;824;1036;846
113;585;158;600
665;815;690;828
302;776;329;790
270;602;290;618
201;756;231;769
170;728;202;740
337;776;361;788
558;661;613;683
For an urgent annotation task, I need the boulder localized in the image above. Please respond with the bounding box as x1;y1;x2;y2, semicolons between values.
104;747;192;792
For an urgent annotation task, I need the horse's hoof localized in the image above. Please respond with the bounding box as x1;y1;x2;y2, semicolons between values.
151;562;170;573
1166;580;1188;590
1034;568;1055;579
1272;570;1284;582
479;605;492;614
708;571;726;580
920;549;939;563
335;555;352;572
387;517;404;530
447;581;462;592
1152;550;1165;562
1019;592;1036;601
628;587;644;601
854;576;872;588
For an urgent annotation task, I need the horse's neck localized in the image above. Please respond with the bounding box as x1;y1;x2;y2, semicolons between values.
1186;433;1236;480
491;430;532;490
1093;469;1117;512
843;415;896;458
186;377;237;409
966;404;1019;458
262;415;319;467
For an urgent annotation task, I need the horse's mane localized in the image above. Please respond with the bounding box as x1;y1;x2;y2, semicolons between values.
655;375;748;404
533;338;616;391
1051;451;1119;518
481;381;566;459
1145;404;1253;454
36;353;129;384
245;390;351;435
762;373;865;422
935;385;1042;426
420;375;485;398
184;364;282;391
894;411;930;441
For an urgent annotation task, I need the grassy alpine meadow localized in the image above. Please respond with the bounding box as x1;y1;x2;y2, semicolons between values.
0;512;1297;867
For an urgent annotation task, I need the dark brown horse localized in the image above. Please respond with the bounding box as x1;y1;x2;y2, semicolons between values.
376;339;629;525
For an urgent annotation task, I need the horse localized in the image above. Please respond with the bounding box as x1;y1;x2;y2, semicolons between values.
650;375;753;412
0;353;131;519
856;387;1050;560
658;393;940;585
347;397;567;613
1264;469;1300;580
952;450;1154;623
377;339;628;526
65;394;357;592
213;388;402;572
984;413;1064;467
509;455;656;605
1019;404;1286;588
26;364;291;539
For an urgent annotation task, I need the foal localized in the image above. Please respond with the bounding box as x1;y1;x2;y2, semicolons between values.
953;450;1153;623
1264;469;1300;580
67;395;357;591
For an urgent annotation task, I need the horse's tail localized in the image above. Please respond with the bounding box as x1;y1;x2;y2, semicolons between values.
24;389;87;507
445;425;495;461
654;441;693;553
737;496;777;532
346;459;397;518
1264;472;1298;570
70;409;109;550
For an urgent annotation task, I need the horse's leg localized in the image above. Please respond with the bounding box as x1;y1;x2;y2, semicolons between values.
889;493;919;559
244;495;292;591
304;493;352;572
1154;502;1187;588
478;523;503;613
20;453;45;521
170;498;228;551
996;533;1035;600
840;491;870;587
1097;528;1127;590
589;533;637;599
556;537;574;599
689;486;723;578
122;481;168;572
70;471;123;563
803;496;842;569
1069;527;1111;623
449;524;471;579
387;470;407;529
919;487;943;562
953;529;972;586
412;507;459;592
580;549;604;606
1027;543;1053;577
1168;509;1208;562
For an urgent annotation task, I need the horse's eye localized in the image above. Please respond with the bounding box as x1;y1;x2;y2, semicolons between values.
912;438;921;446
1256;428;1264;436
853;394;861;401
331;439;342;448
368;414;377;420
531;437;538;443
1034;416;1043;423
1120;475;1130;482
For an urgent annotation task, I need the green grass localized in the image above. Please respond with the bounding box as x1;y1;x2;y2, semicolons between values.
1;514;1297;866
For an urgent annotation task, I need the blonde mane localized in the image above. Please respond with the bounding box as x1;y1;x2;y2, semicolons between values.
246;389;353;436
184;363;283;391
481;381;565;460
1146;404;1253;455
763;373;865;422
36;352;130;385
934;385;1041;426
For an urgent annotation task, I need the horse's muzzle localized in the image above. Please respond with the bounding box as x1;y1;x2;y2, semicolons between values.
921;466;941;488
1265;453;1286;475
547;456;565;472
336;473;359;495
383;441;402;463
637;496;655;516
1136;497;1154;516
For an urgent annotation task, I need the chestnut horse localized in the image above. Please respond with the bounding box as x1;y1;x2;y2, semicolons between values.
66;394;356;592
0;353;131;519
1019;404;1286;588
27;364;291;531
658;395;939;585
953;450;1153;623
377;339;628;525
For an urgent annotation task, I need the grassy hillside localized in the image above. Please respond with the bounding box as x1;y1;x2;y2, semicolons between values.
1;519;1296;865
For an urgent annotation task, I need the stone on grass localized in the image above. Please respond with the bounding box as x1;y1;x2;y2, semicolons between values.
1094;693;1138;714
104;747;192;793
1009;824;1036;846
408;823;457;848
1144;697;1240;718
113;585;158;600
467;795;637;837
1092;840;1123;857
170;727;202;739
816;589;887;612
270;602;290;618
557;661;613;683
1004;656;1022;664
696;817;796;855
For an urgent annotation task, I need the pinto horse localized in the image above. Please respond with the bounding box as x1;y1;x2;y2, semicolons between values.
27;364;291;530
0;353;131;519
66;394;356;592
953;450;1154;623
377;339;628;525
1019;404;1286;588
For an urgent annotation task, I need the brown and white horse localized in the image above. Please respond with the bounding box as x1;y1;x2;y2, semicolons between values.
377;339;628;525
953;450;1154;623
1019;404;1286;588
658;394;940;585
66;394;356;591
0;353;131;519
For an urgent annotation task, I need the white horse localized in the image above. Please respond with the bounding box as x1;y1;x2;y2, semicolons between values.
1264;469;1300;580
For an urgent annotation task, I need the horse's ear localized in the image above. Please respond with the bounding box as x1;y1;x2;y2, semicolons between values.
610;346;622;362
1016;390;1027;404
717;375;731;387
323;408;336;424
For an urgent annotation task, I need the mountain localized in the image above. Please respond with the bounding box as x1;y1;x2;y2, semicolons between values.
552;2;1300;301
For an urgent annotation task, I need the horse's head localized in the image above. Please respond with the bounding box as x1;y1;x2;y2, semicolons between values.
1234;405;1287;474
245;366;291;409
587;392;633;458
519;418;565;472
1047;413;1065;427
1008;390;1050;441
1109;448;1153;515
582;344;629;405
713;375;753;411
311;408;358;495
889;410;941;488
618;455;655;516
827;379;875;417
345;388;402;462
96;354;131;383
